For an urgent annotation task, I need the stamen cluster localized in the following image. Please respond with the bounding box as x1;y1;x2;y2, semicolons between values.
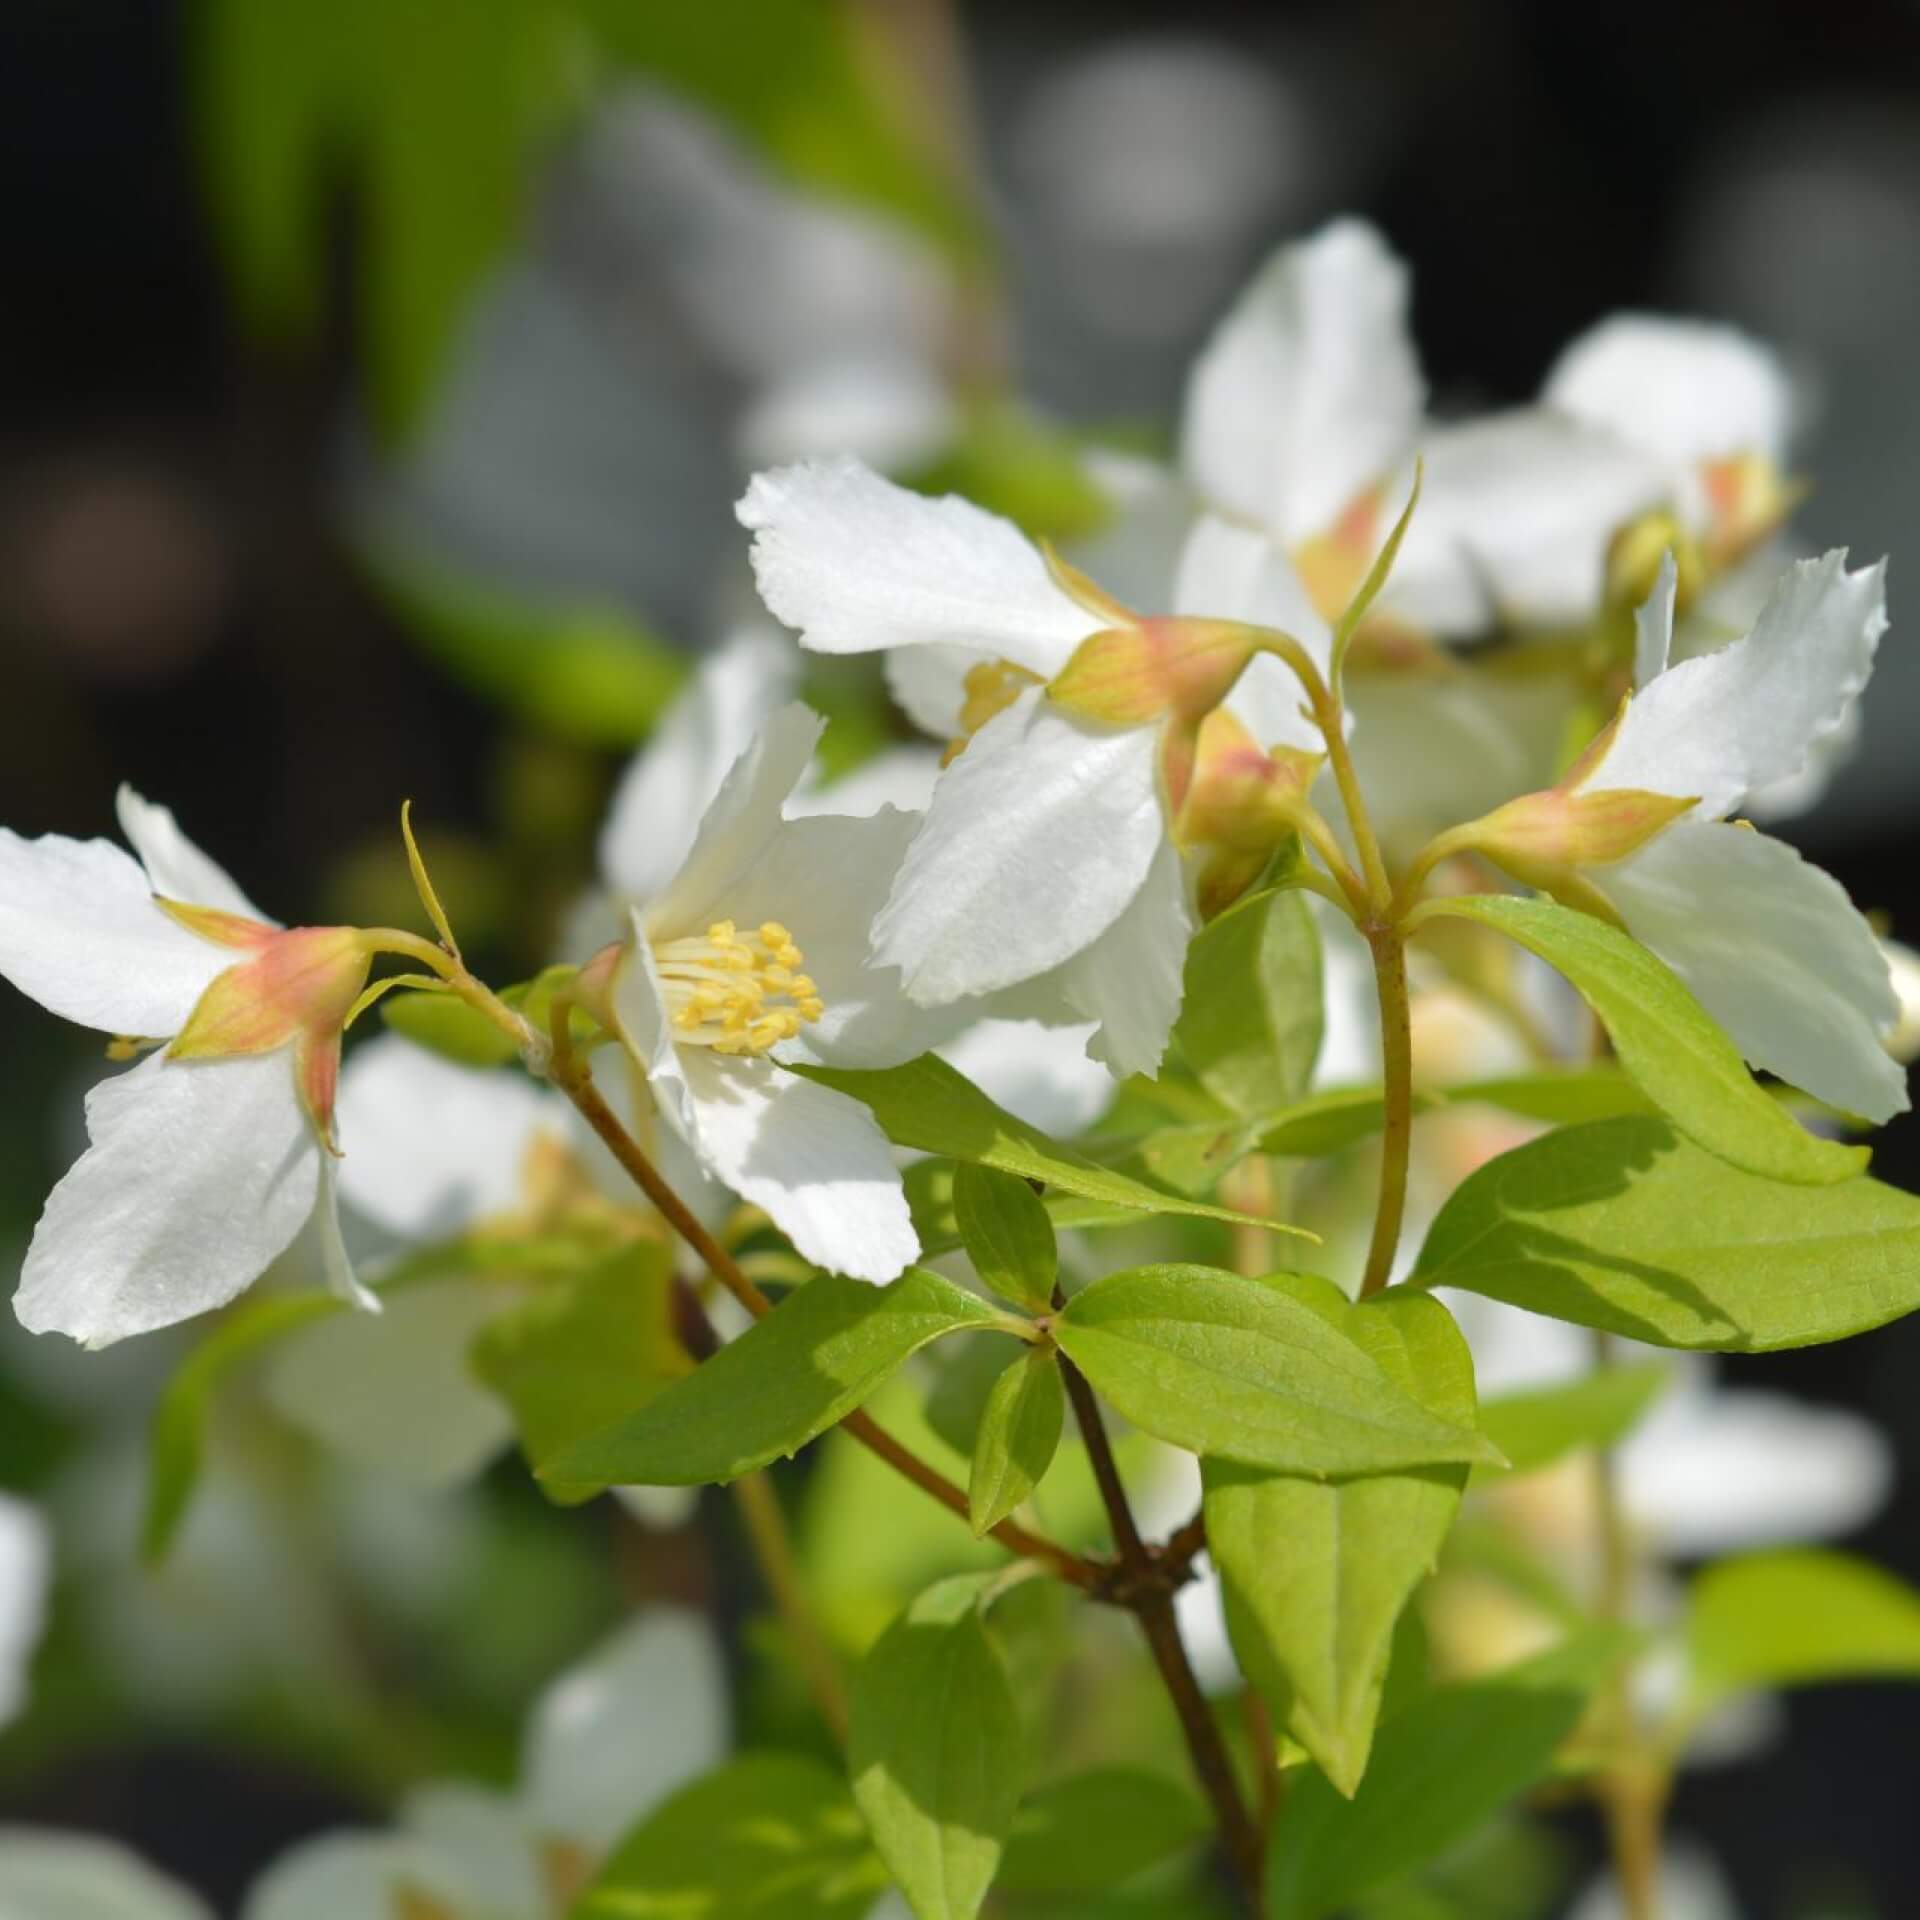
652;918;823;1055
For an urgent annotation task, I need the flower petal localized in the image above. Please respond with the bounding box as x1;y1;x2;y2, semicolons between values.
1619;1381;1892;1555
1385;409;1668;636
738;455;1103;674
676;1050;918;1282
1633;550;1679;688
1050;835;1196;1078
884;642;978;739
788;745;943;819
0;1829;215;1920
399;1784;546;1913
1595;817;1907;1123
1587;549;1887;818
242;1833;468;1920
313;1156;377;1314
1544;314;1793;468
599;626;798;903
0;1493;48;1732
729;811;969;1068
336;1033;573;1241
116;785;273;922
520;1608;730;1852
644;703;824;940
15;1050;322;1346
1181;219;1423;541
263;1278;516;1489
0;830;231;1037
871;690;1165;1003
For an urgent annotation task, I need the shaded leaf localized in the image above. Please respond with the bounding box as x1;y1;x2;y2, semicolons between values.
952;1163;1057;1311
1474;1364;1669;1485
996;1768;1209;1895
968;1347;1065;1536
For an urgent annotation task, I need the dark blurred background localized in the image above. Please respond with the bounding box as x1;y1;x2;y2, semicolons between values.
1;1;1917;1912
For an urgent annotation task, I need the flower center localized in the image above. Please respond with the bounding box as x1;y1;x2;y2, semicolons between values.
651;918;824;1056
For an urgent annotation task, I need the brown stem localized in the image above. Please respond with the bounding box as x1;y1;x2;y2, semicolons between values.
732;1470;850;1745
1359;926;1414;1298
548;1010;1097;1589
1059;1351;1265;1912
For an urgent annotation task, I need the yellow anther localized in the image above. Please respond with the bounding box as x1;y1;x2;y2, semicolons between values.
650;913;823;1056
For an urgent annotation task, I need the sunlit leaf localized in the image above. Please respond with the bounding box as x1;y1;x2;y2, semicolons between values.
968;1346;1065;1537
951;1163;1057;1311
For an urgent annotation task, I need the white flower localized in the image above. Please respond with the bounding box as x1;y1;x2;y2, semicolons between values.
608;699;957;1281
1557;551;1906;1121
0;1829;214;1920
0;1492;49;1730
738;453;1203;1077
0;788;377;1347
244;1609;728;1920
1565;1840;1742;1920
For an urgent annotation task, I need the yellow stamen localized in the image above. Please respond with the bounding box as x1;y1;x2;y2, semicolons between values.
651;917;825;1056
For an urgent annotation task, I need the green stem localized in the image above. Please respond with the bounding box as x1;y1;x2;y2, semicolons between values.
732;1471;850;1746
1359;925;1414;1298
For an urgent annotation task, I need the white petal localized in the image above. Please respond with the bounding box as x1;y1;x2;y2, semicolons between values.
936;1018;1118;1136
1545;314;1793;468
1052;835;1196;1078
335;1034;572;1241
598;626;799;903
399;1783;545;1912
0;1829;215;1920
729;812;968;1068
1587;550;1887;818
1619;1382;1892;1555
737;455;1103;674
116;785;272;922
884;642;979;739
1173;1558;1245;1695
788;745;942;819
676;1050;918;1282
1564;1841;1741;1920
1386;409;1669;636
1633;550;1679;688
1441;1290;1591;1397
871;690;1165;1004
263;1278;516;1489
0;831;230;1037
312;1156;377;1315
242;1833;467;1920
0;1493;49;1731
1181;218;1424;540
1065;449;1195;615
520;1607;730;1854
644;704;823;940
1596;818;1907;1122
15;1050;321;1346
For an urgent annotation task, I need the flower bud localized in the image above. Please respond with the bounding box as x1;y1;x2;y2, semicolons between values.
1048;617;1262;728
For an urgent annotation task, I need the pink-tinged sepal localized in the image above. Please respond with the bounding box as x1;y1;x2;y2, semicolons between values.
1049;617;1262;728
1174;709;1322;918
1293;485;1385;623
154;898;278;951
167;924;373;1145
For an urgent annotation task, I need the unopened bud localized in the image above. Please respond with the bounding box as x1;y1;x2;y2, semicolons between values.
1048;617;1260;728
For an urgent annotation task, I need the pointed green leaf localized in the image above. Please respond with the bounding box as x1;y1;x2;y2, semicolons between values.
471;1243;689;1505
1332;460;1422;684
1686;1550;1920;1713
968;1347;1065;1536
1473;1363;1670;1484
1053;1267;1499;1475
850;1574;1026;1920
1173;885;1323;1118
1419;894;1863;1185
996;1769;1210;1895
573;1751;887;1917
792;1056;1310;1236
543;1269;1009;1488
1412;1117;1920;1351
1205;1286;1477;1794
952;1163;1057;1310
1267;1633;1633;1920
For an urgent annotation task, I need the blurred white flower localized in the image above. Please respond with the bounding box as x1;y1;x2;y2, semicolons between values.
0;1829;214;1920
0;1492;49;1729
1565;1841;1742;1920
245;1610;728;1920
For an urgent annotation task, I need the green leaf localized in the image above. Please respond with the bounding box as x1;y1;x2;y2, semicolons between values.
951;1164;1058;1311
1412;1116;1920;1351
144;1292;341;1564
1204;1287;1478;1794
1266;1633;1631;1920
1686;1550;1920;1713
1258;1087;1401;1159
968;1347;1065;1536
1172;885;1323;1119
573;1750;887;1918
586;0;989;269
996;1769;1209;1895
1450;1067;1654;1128
1419;894;1863;1185
379;988;521;1067
471;1244;688;1505
361;541;686;744
1054;1267;1499;1476
543;1269;1010;1487
1331;460;1422;685
792;1056;1309;1237
850;1573;1026;1920
1474;1364;1670;1485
